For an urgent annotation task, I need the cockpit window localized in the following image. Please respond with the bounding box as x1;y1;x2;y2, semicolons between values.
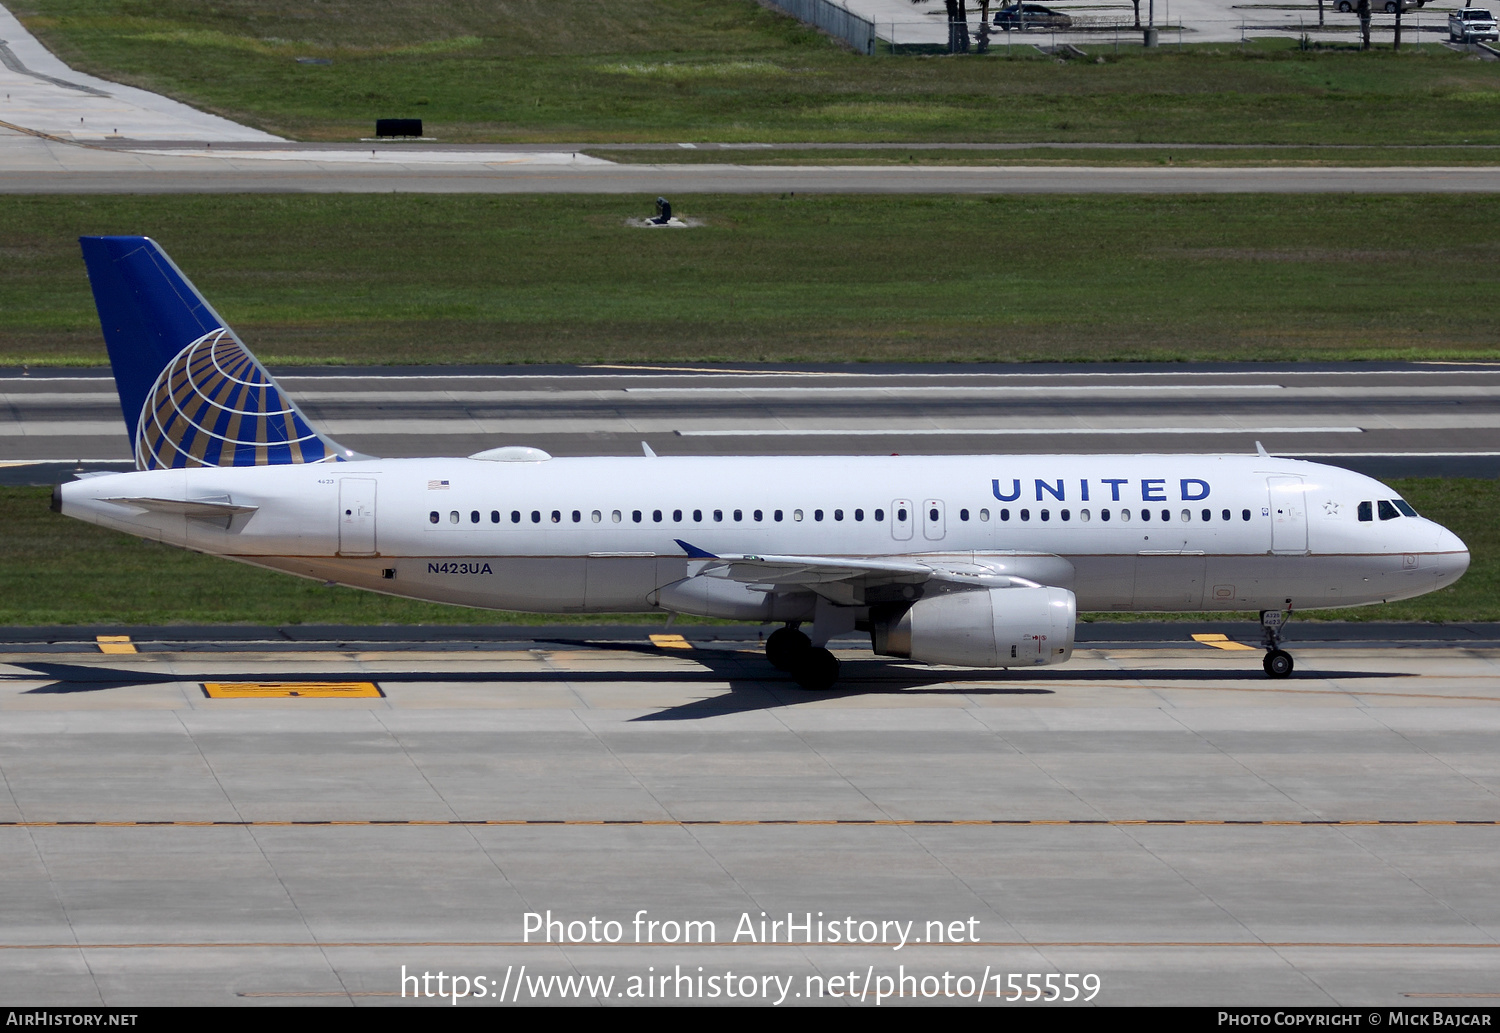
1393;499;1418;518
1377;500;1400;521
1357;501;1372;522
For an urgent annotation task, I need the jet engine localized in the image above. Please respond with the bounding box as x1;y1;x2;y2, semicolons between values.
869;586;1076;667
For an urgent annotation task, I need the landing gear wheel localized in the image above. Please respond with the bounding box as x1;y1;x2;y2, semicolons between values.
791;647;841;691
765;626;811;670
1263;649;1294;679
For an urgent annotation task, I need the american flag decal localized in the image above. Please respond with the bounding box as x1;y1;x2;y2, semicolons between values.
428;480;450;489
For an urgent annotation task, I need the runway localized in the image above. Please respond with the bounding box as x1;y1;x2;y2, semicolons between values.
7;129;1500;195
5;361;1500;484
1;626;1497;1005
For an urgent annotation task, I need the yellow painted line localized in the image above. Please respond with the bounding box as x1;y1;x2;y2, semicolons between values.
3;818;1493;828
201;682;383;699
1192;633;1257;651
96;635;137;655
648;633;693;650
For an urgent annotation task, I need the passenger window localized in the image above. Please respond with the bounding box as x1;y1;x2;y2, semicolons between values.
1000;509;1010;522
874;509;885;521
815;509;824;522
1040;509;1050;521
896;507;906;521
1061;509;1070;522
1080;509;1090;522
979;508;989;521
429;511;439;524
612;510;622;523
754;509;763;522
632;510;642;523
592;511;602;523
491;511;500;524
470;510;480;524
1221;509;1231;521
714;509;723;522
1241;509;1251;521
572;510;581;523
1378;500;1400;521
652;510;662;522
793;509;804;522
774;510;784;522
734;509;743;521
834;509;843;521
1100;509;1110;522
673;509;682;522
1201;509;1210;522
551;510;561;523
1181;509;1190;522
1394;500;1417;517
1120;509;1130;523
854;509;864;521
511;510;521;524
928;507;938;522
531;511;541;523
450;511;459;524
1140;509;1150;522
1161;510;1171;522
693;509;702;522
1020;509;1031;521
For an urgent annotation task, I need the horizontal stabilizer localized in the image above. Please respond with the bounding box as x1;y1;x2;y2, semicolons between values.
102;496;259;518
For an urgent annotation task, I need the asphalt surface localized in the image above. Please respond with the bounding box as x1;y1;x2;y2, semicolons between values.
9;130;1500;194
1;633;1498;1005
6;361;1499;484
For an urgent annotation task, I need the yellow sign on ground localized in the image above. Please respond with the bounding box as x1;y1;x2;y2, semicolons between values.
1191;633;1257;651
96;635;137;654
648;634;694;650
201;682;384;699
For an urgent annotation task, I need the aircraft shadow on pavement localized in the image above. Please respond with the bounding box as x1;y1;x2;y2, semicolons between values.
0;651;1407;722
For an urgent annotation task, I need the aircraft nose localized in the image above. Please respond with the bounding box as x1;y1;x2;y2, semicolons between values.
1433;525;1470;585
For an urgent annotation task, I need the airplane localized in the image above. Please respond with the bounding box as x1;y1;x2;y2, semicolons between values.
53;236;1470;689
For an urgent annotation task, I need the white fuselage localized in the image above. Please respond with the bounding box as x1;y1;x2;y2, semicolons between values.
58;453;1469;617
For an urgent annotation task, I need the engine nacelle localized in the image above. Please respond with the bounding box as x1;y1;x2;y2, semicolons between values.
870;586;1076;667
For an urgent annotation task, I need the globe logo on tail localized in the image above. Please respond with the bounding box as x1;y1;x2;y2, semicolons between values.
134;328;338;470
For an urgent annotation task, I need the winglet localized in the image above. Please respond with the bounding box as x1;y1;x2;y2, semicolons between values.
641;441;657;458
674;539;718;559
1255;440;1270;458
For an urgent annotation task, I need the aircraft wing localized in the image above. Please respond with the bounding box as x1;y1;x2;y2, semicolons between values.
673;539;1041;605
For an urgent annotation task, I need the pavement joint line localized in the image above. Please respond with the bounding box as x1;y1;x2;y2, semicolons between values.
1;940;1498;950
0;819;1494;828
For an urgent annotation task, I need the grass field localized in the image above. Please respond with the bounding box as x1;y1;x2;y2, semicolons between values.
13;1;1500;144
3;478;1491;626
5;193;1500;366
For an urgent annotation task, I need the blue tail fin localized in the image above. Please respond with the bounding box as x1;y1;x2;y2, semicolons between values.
78;235;357;470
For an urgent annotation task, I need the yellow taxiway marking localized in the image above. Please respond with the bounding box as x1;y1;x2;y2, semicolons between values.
4;818;1494;828
95;635;137;655
1192;633;1256;651
201;682;384;699
648;634;694;650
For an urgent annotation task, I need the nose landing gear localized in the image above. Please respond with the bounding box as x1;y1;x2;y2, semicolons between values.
765;623;841;690
1260;608;1294;679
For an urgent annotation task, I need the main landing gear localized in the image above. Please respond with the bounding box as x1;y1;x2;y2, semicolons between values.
1260;608;1294;679
765;624;841;691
